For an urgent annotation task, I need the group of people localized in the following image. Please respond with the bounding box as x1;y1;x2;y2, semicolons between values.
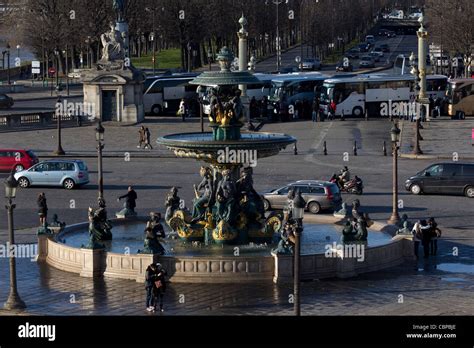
412;217;442;259
137;126;153;150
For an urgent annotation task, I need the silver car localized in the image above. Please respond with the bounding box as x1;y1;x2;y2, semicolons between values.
14;160;89;190
261;180;342;214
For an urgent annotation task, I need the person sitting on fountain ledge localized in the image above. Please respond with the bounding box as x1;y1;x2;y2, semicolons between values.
140;213;166;255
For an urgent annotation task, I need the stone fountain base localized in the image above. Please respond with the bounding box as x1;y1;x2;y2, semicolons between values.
37;215;415;284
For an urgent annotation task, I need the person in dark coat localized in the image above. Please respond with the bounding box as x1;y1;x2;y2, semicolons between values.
428;217;441;256
37;193;48;225
420;220;431;259
153;263;167;312
145;263;157;312
144;128;153;150
118;186;138;213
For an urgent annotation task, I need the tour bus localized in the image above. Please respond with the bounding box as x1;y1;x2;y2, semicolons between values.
143;73;199;115
446;78;474;118
320;74;448;117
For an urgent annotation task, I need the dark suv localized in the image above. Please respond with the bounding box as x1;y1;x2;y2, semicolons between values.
405;163;474;198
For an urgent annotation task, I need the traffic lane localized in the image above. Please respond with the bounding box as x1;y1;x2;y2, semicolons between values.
0;96;82;115
1;152;473;234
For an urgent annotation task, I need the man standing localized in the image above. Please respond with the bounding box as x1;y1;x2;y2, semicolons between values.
118;186;138;214
137;126;146;149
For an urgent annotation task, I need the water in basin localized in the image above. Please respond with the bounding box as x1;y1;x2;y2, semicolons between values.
60;223;393;257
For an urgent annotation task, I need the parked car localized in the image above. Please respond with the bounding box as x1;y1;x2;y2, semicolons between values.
380;44;390;53
345;48;360;59
261;180;342;214
301;58;322;71
365;35;375;47
386;31;397;38
14;159;90;190
405;163;474;198
0;94;14;109
359;56;376;68
0;149;39;172
368;52;381;62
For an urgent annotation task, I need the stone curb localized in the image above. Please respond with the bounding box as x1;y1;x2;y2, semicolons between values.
400;154;474;160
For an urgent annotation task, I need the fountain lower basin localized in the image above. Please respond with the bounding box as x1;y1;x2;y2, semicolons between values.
36;215;414;284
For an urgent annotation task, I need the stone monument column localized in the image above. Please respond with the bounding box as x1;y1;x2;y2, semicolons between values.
417;15;428;101
237;14;250;123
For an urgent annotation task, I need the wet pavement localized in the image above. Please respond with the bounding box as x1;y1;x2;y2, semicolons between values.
0;235;473;316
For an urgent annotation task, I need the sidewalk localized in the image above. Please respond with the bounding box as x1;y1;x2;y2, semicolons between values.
399;117;474;160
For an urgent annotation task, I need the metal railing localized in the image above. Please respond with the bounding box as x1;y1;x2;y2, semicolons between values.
0;112;91;129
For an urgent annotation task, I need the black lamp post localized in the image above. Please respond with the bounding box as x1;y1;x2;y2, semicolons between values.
146;7;157;75
292;190;306;317
6;43;11;85
207;48;212;71
96;122;105;200
4;173;26;310
63;46;69;96
388;122;401;225
197;85;204;133
53;93;66;156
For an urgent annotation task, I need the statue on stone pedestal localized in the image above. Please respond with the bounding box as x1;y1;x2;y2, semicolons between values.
86;198;113;249
192;167;214;222
50;214;66;229
165;187;181;222
100;23;126;63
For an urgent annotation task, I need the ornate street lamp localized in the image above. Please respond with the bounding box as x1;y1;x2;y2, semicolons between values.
53;93;66;156
6;43;11;85
295;56;302;72
96;122;105;199
197;85;205;133
54;47;60;89
388;122;401;225
4;172;26;310
292;190;306;316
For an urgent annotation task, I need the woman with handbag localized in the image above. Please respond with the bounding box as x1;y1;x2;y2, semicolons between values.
153;263;167;313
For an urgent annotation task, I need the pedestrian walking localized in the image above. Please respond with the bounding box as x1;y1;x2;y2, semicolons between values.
178;99;187;122
144;127;153;150
137;126;146;149
312;97;320;123
153;263;167;312
37;192;48;226
145;263;157;312
118;186;138;214
428;217;441;256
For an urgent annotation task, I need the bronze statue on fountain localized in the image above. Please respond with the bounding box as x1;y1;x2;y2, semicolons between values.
85;198;113;249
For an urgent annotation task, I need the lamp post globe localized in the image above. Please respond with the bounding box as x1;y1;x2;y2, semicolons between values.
96;121;105;142
4;172;18;199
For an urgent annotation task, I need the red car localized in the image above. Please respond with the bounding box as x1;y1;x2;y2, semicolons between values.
0;149;39;172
